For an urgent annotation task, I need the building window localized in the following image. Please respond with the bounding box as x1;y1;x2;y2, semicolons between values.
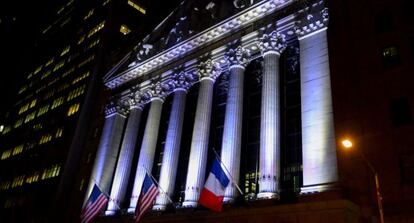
26;172;40;184
120;25;131;35
53;60;66;72
37;104;50;117
1;150;11;160
39;134;53;144
45;57;54;67
67;85;86;101
24;111;36;123
78;55;95;68
41;70;52;80
67;103;80;116
390;97;412;126
41;164;61;180
13;118;23;128
12;144;24;156
87;21;105;38
55;127;64;138
127;0;146;14
382;46;401;69
51;97;65;109
84;9;94;20
72;71;90;85
60;46;71;56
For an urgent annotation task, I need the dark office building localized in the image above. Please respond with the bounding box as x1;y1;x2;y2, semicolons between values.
0;0;182;222
80;0;414;223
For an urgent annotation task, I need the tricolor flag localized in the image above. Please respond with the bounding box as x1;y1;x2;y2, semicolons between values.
135;173;159;223
199;158;230;212
81;184;108;223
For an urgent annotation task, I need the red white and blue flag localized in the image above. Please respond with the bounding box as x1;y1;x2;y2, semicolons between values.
80;184;108;223
199;158;230;212
135;173;159;223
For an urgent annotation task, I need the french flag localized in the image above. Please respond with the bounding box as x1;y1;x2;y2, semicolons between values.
199;158;230;212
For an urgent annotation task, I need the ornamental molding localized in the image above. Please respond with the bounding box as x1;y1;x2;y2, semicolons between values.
197;58;222;81
294;1;328;38
225;41;251;68
105;0;295;89
259;30;286;55
105;100;128;117
169;71;197;91
142;79;170;102
122;89;145;110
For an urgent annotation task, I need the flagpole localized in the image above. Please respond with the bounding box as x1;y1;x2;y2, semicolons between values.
141;166;175;205
211;148;244;196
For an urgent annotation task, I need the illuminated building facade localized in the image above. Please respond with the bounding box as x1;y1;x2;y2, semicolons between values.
85;0;356;222
0;0;183;222
85;0;414;222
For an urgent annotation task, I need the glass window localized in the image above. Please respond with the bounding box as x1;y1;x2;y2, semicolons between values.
120;25;131;35
382;46;401;68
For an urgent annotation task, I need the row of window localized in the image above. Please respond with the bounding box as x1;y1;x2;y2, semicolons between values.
67;103;81;116
0;127;64;160
87;21;105;38
0;164;61;192
67;85;86;101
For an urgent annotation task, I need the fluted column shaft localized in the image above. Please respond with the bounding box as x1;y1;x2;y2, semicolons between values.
154;89;187;210
258;51;281;199
84;111;126;205
183;78;215;207
299;29;338;193
106;106;143;215
221;65;245;202
128;98;164;213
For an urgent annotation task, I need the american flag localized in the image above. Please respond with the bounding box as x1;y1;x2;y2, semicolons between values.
135;173;159;223
80;184;108;223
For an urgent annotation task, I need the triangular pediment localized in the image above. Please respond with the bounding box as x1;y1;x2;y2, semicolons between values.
104;0;261;81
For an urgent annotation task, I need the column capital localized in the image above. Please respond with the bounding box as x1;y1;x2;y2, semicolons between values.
143;80;169;102
197;58;222;82
225;42;250;69
124;90;145;110
258;31;286;56
105;101;128;118
169;71;196;92
294;7;329;39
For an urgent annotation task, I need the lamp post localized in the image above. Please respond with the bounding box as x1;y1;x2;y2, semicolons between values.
341;139;385;223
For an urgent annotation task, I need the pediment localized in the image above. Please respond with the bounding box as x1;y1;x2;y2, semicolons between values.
104;0;260;81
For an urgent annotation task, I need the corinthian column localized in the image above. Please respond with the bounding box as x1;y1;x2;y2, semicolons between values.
106;92;144;215
128;82;167;213
257;31;286;199
154;72;193;210
221;44;250;202
296;8;339;193
84;102;127;205
183;59;221;207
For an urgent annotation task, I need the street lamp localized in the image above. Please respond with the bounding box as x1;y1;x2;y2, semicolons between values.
340;138;385;223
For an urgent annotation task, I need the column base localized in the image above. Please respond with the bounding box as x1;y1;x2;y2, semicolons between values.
223;196;235;204
182;201;198;208
300;182;341;195
153;204;167;211
105;210;117;216
257;192;279;200
127;207;136;214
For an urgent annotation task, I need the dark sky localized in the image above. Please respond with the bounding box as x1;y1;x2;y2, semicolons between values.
0;0;184;121
0;1;66;119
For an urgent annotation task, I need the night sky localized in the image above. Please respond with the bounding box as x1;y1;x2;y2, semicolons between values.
0;0;66;119
0;0;184;121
